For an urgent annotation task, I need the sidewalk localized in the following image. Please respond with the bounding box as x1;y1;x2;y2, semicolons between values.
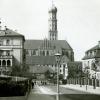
61;84;100;95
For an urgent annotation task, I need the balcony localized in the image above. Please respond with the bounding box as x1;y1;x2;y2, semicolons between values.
0;67;12;72
0;55;13;59
0;45;23;49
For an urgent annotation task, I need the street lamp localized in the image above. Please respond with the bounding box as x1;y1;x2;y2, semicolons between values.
55;53;61;100
92;60;97;89
84;66;90;90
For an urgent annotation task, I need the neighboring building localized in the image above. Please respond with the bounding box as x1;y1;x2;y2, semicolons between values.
67;61;82;78
82;41;100;79
0;27;25;75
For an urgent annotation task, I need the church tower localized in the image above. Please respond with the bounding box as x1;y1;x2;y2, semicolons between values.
48;3;58;40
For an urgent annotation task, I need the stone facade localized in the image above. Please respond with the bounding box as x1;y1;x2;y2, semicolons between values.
82;41;100;79
0;28;25;75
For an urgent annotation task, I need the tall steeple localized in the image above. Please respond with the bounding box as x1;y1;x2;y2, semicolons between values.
48;0;58;40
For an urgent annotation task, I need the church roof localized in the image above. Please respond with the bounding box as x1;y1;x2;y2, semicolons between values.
0;28;24;38
24;40;73;50
26;55;70;65
26;56;56;65
29;65;55;74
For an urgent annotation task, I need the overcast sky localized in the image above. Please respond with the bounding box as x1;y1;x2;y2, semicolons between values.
0;0;100;61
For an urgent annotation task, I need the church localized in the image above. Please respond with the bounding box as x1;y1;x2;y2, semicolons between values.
24;5;74;79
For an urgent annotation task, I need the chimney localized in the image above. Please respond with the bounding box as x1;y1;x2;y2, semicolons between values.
98;41;100;48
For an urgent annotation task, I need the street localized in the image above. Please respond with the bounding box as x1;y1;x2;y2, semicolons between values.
0;84;100;100
27;85;100;100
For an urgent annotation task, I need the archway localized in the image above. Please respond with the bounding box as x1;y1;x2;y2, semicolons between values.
2;60;6;66
7;60;11;66
0;60;1;66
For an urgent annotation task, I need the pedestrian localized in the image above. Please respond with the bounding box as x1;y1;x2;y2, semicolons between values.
32;81;34;89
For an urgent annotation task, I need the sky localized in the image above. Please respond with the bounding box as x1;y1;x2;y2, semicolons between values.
0;0;100;61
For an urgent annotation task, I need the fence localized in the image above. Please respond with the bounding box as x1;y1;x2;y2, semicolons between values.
63;78;100;89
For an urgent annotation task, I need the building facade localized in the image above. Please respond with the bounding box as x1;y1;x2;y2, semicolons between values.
0;27;25;75
82;41;100;79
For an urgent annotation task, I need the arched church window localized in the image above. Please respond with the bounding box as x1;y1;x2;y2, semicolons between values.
32;50;36;55
26;50;29;55
47;51;49;56
43;51;45;56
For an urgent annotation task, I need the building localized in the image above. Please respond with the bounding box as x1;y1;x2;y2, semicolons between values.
0;27;25;75
24;4;74;79
82;41;100;79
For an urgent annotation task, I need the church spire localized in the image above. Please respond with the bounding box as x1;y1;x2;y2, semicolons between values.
48;0;58;40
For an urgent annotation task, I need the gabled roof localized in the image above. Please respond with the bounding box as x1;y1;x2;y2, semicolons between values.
26;56;56;65
24;39;73;50
83;49;100;60
87;45;99;52
0;28;24;38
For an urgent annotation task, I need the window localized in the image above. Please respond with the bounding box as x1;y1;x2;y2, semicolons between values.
43;51;45;56
47;51;49;56
6;39;10;45
6;51;10;56
0;60;1;66
0;40;3;46
26;50;29;55
7;60;11;66
32;50;36;55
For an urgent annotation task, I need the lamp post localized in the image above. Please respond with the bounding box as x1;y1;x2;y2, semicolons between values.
92;60;97;89
55;53;61;100
84;66;90;90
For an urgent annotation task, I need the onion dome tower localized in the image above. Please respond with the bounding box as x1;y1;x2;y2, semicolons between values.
48;2;58;40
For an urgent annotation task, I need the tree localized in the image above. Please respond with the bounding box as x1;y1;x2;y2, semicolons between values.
45;70;52;79
59;74;64;80
11;64;30;77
